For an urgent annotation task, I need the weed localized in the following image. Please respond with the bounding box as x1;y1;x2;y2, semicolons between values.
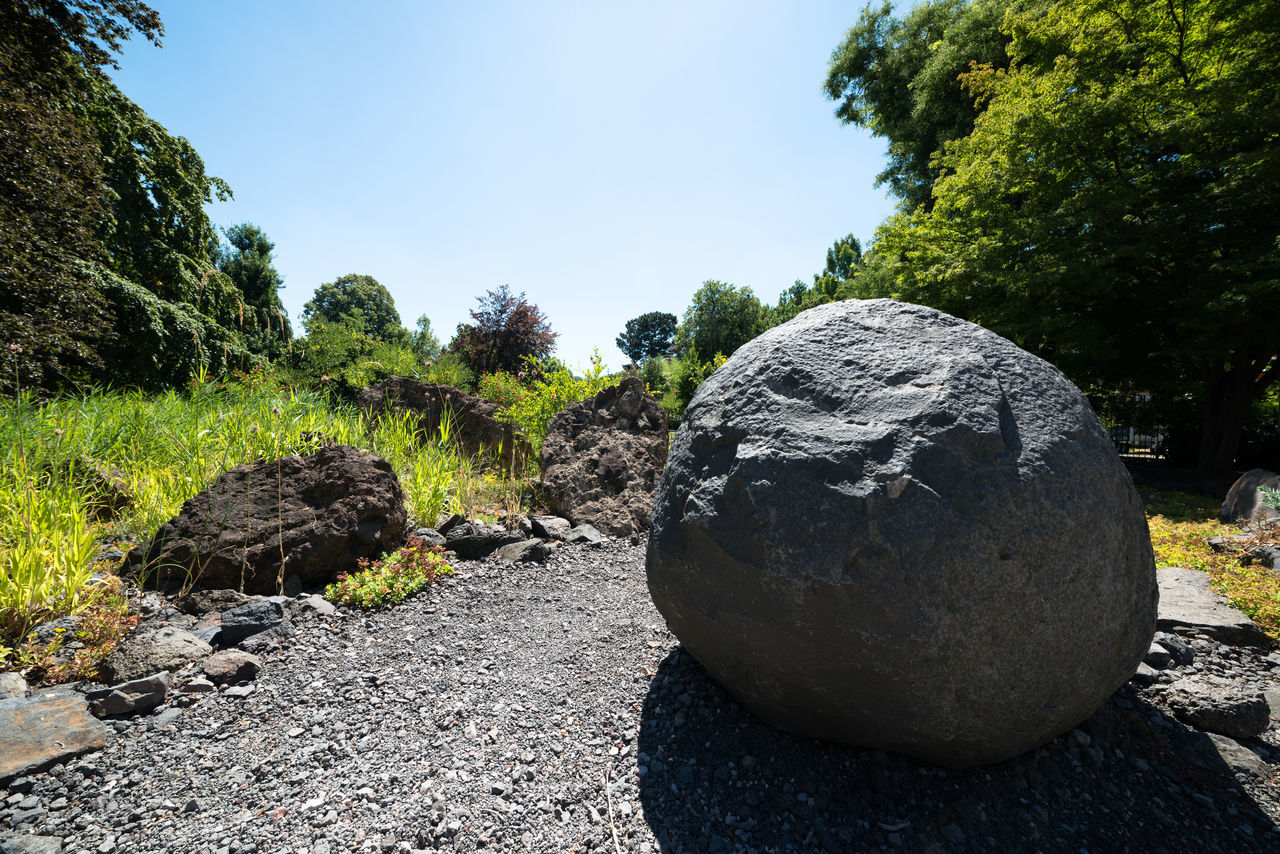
324;535;454;609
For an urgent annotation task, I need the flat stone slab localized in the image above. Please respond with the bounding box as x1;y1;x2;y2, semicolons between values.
1156;568;1270;648
0;692;109;784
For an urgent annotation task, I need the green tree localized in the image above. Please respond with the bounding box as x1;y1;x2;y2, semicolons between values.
675;281;767;362
869;0;1280;474
449;285;558;377
773;234;864;325
0;0;162;393
616;311;678;365
409;314;441;362
825;0;1018;210
216;223;291;360
302;274;408;345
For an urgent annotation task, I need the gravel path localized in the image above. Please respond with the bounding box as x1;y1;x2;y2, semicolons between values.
4;537;1280;853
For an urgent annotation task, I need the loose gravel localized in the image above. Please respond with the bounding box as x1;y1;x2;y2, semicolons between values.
4;537;1280;853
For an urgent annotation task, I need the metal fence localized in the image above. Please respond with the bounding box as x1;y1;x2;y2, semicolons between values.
1109;424;1166;459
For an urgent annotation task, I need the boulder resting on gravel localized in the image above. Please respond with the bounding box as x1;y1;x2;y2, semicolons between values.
540;376;668;536
132;445;406;596
647;299;1157;767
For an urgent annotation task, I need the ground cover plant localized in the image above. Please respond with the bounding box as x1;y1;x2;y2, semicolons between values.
323;535;454;609
1143;487;1280;643
0;367;525;666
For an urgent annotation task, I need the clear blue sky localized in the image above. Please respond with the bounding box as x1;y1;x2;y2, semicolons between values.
110;1;895;371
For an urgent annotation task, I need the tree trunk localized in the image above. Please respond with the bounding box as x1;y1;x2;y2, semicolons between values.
1196;350;1278;476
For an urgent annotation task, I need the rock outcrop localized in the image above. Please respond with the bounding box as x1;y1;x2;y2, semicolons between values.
540;376;668;536
1220;468;1280;526
133;445;406;595
359;377;532;471
647;299;1157;767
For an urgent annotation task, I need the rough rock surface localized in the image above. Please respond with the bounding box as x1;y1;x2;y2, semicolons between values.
202;651;263;686
0;693;107;784
540;376;669;536
98;627;211;685
358;377;532;471
1164;675;1271;739
647;299;1157;767
1221;468;1280;525
133;445;406;596
87;672;170;718
2;539;1277;854
1157;567;1271;648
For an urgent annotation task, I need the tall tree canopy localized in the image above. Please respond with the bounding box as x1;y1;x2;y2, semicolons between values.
216;223;291;360
0;0;160;392
301;274;407;345
825;0;1017;210
616;311;677;365
674;281;768;362
450;285;557;377
0;0;258;392
863;0;1280;474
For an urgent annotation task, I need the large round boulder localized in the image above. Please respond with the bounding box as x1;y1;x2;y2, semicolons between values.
646;299;1157;767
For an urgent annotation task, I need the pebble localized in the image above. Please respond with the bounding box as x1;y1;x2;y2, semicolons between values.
1;537;1277;853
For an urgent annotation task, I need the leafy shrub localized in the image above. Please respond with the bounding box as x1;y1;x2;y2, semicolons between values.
13;584;137;684
422;351;476;392
476;371;528;410
284;318;421;398
496;349;614;453
324;536;454;609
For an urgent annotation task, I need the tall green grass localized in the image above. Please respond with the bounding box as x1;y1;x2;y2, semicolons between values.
0;374;527;655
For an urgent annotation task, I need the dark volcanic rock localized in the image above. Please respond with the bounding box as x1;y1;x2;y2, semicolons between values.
359;377;532;471
540;376;668;536
1164;675;1271;740
1220;468;1280;525
133;445;406;595
646;298;1157;768
99;627;211;685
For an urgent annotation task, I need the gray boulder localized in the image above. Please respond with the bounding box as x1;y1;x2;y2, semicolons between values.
219;600;285;646
646;299;1157;768
494;539;550;563
99;627;211;685
132;445;406;595
540;376;669;536
1220;468;1280;526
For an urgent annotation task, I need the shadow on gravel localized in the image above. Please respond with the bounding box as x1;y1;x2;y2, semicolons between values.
638;647;1277;854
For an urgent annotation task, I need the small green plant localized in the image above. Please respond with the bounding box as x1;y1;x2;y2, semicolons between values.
13;583;137;683
1260;485;1280;512
496;349;614;453
323;536;454;609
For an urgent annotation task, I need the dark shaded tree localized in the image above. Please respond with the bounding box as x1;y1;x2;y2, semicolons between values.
0;0;162;393
450;285;557;376
215;223;291;360
301;274;408;345
616;311;677;365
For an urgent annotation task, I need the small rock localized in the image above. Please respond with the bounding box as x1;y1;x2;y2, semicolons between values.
0;672;28;699
202;650;264;685
565;524;605;545
494;539;550;564
1165;675;1271;739
87;671;170;717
